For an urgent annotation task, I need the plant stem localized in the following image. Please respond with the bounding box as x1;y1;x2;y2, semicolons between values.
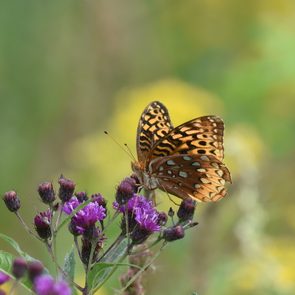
97;234;125;263
15;212;42;241
46;241;84;292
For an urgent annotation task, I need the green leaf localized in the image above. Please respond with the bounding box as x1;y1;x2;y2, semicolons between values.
88;237;129;291
0;233;38;261
63;246;75;282
0;250;33;292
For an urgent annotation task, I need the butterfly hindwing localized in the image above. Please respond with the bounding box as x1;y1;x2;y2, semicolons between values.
150;154;231;202
136;101;173;163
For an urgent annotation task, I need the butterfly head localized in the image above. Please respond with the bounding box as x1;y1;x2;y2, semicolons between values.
131;161;159;191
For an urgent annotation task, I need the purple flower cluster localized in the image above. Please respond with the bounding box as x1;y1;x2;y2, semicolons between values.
34;274;71;295
115;194;163;244
63;195;106;237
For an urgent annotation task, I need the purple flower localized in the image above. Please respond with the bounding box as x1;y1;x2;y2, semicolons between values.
70;202;106;235
0;272;10;285
34;274;71;295
62;196;81;215
135;209;161;233
34;210;52;240
118;195;161;243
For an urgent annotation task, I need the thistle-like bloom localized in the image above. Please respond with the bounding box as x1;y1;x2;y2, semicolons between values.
2;191;20;212
34;274;71;295
0;272;10;285
70;202;106;236
62;196;80;215
34;210;52;240
117;195;161;244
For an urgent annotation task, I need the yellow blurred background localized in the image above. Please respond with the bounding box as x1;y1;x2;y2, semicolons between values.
1;1;295;294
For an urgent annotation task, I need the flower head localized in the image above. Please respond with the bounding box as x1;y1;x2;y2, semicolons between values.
3;191;20;212
70;202;106;236
34;274;71;295
38;182;55;204
118;195;161;243
62;196;81;215
34;210;52;240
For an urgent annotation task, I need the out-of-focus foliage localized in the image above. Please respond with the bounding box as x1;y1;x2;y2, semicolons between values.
0;0;295;294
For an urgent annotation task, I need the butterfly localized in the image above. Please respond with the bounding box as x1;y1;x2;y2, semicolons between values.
131;101;231;202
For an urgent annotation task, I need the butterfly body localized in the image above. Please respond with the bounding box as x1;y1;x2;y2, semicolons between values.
132;101;231;202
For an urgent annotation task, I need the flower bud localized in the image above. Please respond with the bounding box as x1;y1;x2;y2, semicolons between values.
34;210;52;240
168;207;174;218
91;193;106;208
163;225;185;242
38;182;55;204
177;198;196;223
157;212;168;226
27;261;44;282
75;191;88;203
3;191;20;212
58;175;75;203
116;177;137;205
12;258;27;279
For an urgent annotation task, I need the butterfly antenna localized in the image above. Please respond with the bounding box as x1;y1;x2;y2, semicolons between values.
124;143;136;162
104;131;134;160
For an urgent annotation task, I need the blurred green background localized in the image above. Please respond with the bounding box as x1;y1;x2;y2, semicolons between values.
1;0;295;294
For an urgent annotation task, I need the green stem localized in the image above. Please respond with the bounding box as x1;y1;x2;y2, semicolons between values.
46;241;84;292
97;234;125;263
15;212;42;242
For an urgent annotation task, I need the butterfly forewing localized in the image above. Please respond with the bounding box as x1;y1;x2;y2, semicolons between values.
136;101;173;163
150;154;231;202
148;116;225;162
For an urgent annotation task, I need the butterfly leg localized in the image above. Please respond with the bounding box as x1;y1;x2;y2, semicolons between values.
143;189;156;205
